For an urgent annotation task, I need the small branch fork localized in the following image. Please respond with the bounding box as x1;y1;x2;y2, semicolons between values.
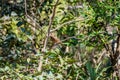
38;0;59;72
50;17;84;32
42;0;59;52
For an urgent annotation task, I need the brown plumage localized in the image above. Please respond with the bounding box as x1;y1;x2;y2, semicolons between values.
50;34;61;44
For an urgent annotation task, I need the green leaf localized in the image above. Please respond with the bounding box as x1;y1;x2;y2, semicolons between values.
86;61;97;80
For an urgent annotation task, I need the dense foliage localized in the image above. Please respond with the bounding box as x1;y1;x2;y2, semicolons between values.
0;0;120;79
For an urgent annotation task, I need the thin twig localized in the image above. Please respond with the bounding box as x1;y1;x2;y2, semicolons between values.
42;0;59;52
97;50;106;63
50;17;84;32
52;34;88;48
37;55;43;72
61;35;80;42
26;15;42;28
24;0;41;29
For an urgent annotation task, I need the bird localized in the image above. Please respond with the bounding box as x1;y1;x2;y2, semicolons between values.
49;33;61;44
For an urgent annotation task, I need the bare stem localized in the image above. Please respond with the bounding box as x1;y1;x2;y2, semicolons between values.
50;17;84;32
42;0;59;52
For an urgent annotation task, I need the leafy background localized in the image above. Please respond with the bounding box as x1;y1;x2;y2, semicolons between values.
0;0;120;79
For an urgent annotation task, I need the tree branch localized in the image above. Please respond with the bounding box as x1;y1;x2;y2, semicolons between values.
42;0;59;52
50;17;84;32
